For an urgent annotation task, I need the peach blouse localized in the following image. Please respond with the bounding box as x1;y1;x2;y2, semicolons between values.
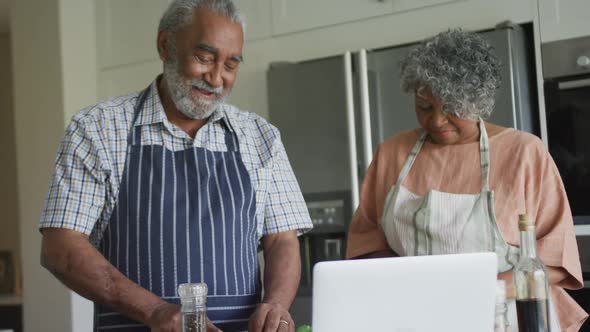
346;126;588;331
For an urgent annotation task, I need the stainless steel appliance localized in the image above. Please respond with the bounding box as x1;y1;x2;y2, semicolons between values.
268;24;539;325
542;35;590;328
297;192;350;293
543;35;590;226
291;192;350;325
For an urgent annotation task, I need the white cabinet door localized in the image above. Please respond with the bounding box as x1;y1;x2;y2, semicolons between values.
271;0;394;35
271;0;465;36
391;0;464;13
539;0;590;42
240;0;273;41
96;0;169;69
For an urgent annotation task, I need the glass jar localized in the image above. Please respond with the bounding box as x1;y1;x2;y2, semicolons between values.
178;283;208;332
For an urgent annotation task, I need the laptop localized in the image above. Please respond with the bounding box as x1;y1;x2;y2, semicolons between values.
312;252;498;332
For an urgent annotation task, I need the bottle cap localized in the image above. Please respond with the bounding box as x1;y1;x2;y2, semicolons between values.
178;283;208;300
518;214;534;231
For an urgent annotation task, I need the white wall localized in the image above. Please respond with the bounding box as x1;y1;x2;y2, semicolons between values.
12;0;95;330
61;2;98;329
0;33;20;287
12;0;70;330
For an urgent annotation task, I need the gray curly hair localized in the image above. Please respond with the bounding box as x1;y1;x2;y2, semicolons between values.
400;29;502;120
158;0;245;53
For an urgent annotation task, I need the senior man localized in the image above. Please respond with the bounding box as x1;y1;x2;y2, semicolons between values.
39;1;312;331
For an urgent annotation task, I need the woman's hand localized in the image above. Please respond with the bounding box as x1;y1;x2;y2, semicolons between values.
497;270;515;299
498;266;569;301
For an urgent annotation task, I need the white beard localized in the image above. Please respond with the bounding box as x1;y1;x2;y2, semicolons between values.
162;60;225;120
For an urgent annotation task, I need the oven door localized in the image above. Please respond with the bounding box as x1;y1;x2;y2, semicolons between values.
542;36;590;329
546;78;590;321
545;75;590;226
567;230;590;331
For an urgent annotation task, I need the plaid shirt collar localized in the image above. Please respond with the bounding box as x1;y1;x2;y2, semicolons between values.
134;77;233;133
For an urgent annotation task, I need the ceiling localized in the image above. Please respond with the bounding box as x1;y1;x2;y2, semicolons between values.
0;0;9;34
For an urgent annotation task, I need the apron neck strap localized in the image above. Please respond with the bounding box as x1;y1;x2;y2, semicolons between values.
222;112;240;153
129;89;240;153
129;86;151;146
394;132;428;187
478;119;491;192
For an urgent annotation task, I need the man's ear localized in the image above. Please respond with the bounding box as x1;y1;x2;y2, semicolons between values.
157;30;170;62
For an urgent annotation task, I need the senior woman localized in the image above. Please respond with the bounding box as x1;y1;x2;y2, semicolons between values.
345;29;587;331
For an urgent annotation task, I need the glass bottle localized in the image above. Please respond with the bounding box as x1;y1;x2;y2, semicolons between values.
178;283;208;332
514;214;551;332
494;280;510;332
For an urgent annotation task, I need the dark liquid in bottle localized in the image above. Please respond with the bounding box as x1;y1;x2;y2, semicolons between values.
516;299;551;332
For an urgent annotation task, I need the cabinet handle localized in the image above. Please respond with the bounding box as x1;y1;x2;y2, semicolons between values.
558;77;590;90
577;55;590;68
358;49;373;172
344;52;360;212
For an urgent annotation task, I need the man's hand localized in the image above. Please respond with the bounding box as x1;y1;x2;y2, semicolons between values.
147;302;181;332
251;231;299;332
147;302;222;332
248;302;295;332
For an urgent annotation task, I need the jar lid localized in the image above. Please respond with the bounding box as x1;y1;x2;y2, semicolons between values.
178;283;208;299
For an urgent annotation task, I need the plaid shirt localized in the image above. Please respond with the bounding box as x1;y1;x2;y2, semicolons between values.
40;79;312;246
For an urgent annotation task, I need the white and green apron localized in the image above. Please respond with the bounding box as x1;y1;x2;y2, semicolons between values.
380;120;560;331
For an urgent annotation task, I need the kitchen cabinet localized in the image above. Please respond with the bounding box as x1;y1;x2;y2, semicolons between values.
391;0;465;13
96;0;169;69
240;0;273;41
271;0;463;36
538;0;590;42
95;0;271;68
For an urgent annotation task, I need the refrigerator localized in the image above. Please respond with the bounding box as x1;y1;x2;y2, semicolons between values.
266;24;538;325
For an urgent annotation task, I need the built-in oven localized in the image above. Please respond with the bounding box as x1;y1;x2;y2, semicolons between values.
543;35;590;226
542;35;590;328
290;191;351;326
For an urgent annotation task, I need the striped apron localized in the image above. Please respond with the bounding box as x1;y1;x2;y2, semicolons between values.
96;89;260;331
381;120;518;271
380;120;560;331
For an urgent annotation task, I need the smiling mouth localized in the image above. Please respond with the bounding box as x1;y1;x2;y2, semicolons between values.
192;86;215;97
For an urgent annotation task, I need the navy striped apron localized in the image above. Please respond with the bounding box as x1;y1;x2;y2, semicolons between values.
96;89;260;331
